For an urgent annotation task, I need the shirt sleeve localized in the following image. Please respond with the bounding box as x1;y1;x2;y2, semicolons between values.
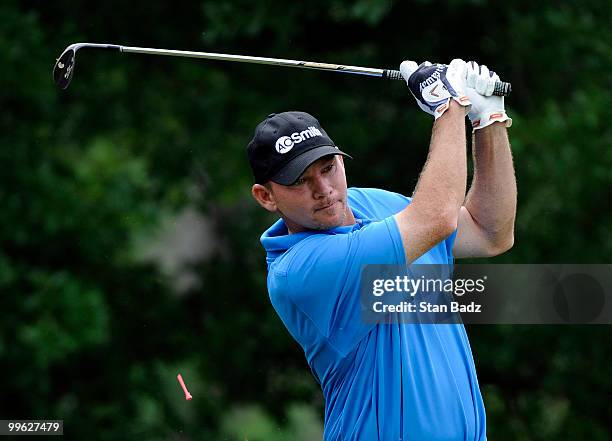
445;228;458;262
274;216;405;357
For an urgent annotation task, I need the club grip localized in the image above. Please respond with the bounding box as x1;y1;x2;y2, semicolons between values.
383;69;512;97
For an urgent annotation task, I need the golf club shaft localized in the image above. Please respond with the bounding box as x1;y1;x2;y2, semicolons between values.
120;45;395;78
54;43;512;96
120;46;511;96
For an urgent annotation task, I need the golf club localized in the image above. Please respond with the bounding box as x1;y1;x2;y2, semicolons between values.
53;43;512;96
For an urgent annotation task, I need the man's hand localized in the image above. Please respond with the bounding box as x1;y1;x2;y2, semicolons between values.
400;59;471;119
466;61;512;130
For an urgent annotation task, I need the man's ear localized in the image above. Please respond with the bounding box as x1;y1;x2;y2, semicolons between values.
252;184;277;212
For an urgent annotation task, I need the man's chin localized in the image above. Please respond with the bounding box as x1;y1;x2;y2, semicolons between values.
315;211;346;230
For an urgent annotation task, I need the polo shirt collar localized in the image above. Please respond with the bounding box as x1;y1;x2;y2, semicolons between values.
261;206;370;265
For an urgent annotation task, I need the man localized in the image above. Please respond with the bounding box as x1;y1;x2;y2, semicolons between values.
247;59;516;440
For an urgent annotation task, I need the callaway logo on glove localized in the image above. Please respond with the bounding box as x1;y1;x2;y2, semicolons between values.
400;59;472;119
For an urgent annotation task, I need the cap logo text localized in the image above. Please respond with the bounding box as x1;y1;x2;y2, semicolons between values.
274;126;323;154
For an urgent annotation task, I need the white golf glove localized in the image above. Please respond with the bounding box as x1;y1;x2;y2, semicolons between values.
400;59;471;119
465;61;512;130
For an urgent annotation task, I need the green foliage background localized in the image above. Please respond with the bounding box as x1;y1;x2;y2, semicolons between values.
1;0;611;439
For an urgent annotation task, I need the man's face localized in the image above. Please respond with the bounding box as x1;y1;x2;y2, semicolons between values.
252;155;354;233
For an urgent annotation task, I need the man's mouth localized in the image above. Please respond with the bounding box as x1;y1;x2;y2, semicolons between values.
315;201;336;211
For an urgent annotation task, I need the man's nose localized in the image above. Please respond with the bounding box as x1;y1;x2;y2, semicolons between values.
311;176;332;198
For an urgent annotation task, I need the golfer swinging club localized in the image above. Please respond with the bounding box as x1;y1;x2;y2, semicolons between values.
248;59;516;440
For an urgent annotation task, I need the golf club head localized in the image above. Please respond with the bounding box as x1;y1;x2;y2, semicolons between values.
53;44;78;89
53;43;121;90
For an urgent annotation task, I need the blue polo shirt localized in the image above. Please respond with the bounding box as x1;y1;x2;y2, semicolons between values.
261;187;486;441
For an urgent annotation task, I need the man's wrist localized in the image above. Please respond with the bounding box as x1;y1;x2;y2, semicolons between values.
472;120;510;151
436;99;467;122
474;120;509;138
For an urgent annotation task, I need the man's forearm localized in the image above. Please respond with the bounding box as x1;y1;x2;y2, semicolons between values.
396;100;467;262
412;100;467;226
395;59;472;262
465;122;516;244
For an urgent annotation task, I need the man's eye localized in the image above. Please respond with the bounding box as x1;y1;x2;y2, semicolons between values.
323;164;334;173
292;178;305;186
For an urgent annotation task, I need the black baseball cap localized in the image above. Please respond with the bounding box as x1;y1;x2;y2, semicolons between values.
246;111;351;185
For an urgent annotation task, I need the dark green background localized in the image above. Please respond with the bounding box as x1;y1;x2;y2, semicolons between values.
1;0;610;439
